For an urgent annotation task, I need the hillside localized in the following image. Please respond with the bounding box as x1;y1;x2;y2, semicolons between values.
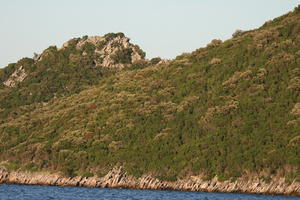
0;32;146;110
0;5;300;192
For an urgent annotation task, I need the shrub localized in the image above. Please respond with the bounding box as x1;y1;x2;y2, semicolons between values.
291;103;300;115
288;77;300;91
104;32;125;41
223;70;252;87
62;167;77;177
149;57;162;65
209;58;221;65
83;171;94;178
232;29;244;38
111;48;133;64
133;45;146;59
294;5;300;12
207;39;222;48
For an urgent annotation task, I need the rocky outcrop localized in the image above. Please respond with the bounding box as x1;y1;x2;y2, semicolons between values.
3;66;27;87
60;33;145;68
97;36;143;68
0;167;299;196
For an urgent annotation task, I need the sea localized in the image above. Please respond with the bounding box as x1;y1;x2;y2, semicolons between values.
0;184;299;200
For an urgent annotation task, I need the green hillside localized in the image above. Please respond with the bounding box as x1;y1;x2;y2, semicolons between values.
0;32;145;110
0;6;300;182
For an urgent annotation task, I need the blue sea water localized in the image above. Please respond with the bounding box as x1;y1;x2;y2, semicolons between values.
0;184;299;200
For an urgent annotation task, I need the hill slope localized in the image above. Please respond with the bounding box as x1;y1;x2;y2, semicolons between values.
0;5;300;190
0;32;146;110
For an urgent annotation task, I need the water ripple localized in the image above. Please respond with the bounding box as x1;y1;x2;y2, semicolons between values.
0;184;299;200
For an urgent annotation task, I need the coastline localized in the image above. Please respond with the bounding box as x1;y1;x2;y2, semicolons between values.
0;168;299;196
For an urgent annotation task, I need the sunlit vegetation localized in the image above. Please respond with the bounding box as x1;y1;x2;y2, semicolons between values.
0;6;300;181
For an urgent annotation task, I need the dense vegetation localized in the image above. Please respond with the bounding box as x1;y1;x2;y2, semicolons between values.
0;6;300;182
0;33;145;110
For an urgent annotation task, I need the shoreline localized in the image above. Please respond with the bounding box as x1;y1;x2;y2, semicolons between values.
0;168;299;196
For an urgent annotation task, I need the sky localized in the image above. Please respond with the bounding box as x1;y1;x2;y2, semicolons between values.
0;0;299;67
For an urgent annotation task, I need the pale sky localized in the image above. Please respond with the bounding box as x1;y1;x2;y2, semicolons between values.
0;0;299;67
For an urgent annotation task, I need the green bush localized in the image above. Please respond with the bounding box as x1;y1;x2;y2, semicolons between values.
111;48;133;64
62;167;77;177
82;171;94;178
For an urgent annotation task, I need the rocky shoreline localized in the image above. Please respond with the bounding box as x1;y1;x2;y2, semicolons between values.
0;167;299;196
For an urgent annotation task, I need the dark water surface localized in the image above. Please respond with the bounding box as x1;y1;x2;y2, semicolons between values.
0;184;299;200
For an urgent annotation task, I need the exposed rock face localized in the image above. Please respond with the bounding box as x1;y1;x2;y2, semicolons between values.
76;36;105;48
98;36;142;68
3;66;27;87
60;33;145;68
0;167;299;196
